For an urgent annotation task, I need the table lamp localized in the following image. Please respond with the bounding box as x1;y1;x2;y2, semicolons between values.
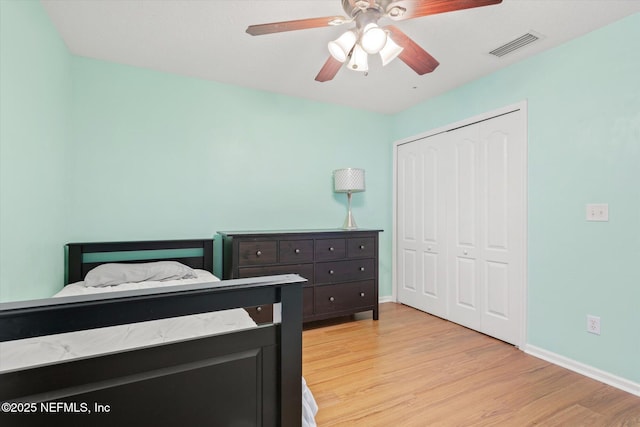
333;168;365;230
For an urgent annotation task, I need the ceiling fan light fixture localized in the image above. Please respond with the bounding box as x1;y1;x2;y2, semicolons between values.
348;44;369;72
379;35;404;66
328;30;357;63
361;23;387;54
247;0;505;82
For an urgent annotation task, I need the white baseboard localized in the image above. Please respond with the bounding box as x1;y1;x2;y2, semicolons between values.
379;296;395;304
523;344;640;397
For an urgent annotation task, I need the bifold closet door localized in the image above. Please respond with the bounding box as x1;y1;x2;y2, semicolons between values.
397;109;525;345
446;112;525;344
396;138;449;319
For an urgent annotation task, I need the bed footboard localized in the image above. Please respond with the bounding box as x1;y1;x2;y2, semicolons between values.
0;275;304;427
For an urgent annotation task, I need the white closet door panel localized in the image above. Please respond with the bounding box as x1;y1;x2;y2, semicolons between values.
400;152;418;243
485;260;509;319
478;113;525;344
397;146;422;309
397;140;448;318
448;127;481;328
454;138;477;249
485;134;509;253
401;249;418;292
421;145;447;312
398;147;421;308
422;252;439;297
451;257;479;328
422;146;439;246
456;257;476;307
421;141;448;317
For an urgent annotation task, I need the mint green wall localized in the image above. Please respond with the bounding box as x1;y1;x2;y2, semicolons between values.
393;14;640;383
68;57;392;291
0;0;71;302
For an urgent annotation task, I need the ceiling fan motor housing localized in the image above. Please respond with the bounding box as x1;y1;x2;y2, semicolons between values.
342;0;405;19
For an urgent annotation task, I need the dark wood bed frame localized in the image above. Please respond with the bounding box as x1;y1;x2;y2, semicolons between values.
0;239;305;426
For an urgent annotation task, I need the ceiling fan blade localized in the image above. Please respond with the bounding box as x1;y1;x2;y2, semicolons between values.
384;25;439;75
246;16;348;36
398;0;502;20
315;56;343;82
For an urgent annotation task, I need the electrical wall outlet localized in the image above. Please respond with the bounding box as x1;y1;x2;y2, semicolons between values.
587;315;601;335
586;204;609;221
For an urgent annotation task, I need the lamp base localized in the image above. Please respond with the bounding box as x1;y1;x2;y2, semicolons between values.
342;210;358;230
342;191;358;230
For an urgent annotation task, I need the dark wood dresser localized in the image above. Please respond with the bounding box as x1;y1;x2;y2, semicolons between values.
218;229;381;323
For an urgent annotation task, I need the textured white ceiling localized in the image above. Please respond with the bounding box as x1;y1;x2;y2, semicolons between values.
41;0;640;114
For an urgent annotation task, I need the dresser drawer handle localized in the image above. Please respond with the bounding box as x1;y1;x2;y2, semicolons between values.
256;250;262;257
256;306;263;312
360;292;365;297
329;247;335;252
359;267;365;272
359;244;365;249
295;248;301;254
329;296;335;302
329;269;334;275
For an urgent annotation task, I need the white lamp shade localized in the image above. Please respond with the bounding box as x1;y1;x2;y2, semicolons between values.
334;168;365;193
347;44;369;72
328;30;357;63
361;23;387;54
379;36;404;66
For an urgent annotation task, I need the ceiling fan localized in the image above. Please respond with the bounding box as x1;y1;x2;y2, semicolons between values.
246;0;503;82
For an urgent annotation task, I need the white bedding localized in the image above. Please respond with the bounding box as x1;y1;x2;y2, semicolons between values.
0;269;317;425
0;270;256;372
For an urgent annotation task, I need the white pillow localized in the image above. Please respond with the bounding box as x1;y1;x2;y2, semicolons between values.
84;261;198;287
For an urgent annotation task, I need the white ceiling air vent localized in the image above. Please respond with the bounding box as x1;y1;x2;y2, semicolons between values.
489;32;541;57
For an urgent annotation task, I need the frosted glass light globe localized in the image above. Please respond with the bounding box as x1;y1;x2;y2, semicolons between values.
361;24;387;54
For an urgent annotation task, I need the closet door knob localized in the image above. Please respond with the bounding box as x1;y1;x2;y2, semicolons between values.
329;296;335;302
463;250;468;255
295;248;300;254
256;250;262;257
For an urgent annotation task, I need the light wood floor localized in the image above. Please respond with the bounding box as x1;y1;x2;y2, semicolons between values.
303;303;640;426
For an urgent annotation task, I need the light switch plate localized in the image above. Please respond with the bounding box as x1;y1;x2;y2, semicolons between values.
586;204;609;221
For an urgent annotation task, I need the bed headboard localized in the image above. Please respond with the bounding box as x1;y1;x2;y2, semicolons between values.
66;239;214;285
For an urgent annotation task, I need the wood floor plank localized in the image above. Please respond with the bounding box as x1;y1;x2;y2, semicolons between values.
303;303;640;426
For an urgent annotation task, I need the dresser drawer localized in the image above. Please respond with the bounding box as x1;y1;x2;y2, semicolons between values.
238;241;277;266
315;258;375;284
315;238;346;261
238;263;314;285
347;237;375;258
279;240;314;263
314;280;376;313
